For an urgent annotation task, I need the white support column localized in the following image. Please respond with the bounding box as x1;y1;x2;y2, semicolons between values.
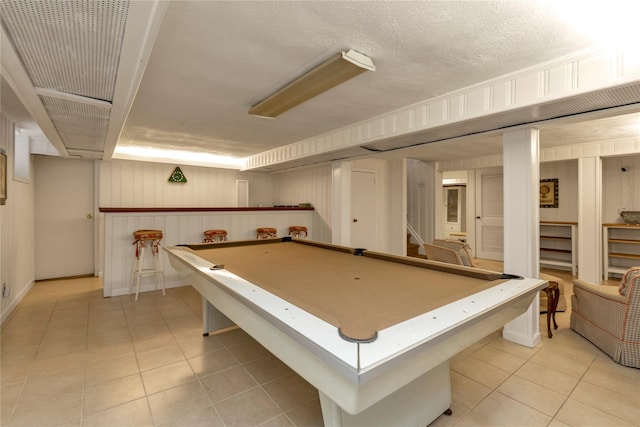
433;168;444;240
424;162;438;244
387;158;407;256
501;128;541;348
331;161;352;246
577;157;602;283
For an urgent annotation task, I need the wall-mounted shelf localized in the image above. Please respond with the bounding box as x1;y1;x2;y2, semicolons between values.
603;224;640;279
540;221;577;275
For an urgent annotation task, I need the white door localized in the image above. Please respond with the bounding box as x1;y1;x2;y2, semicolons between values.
475;167;504;260
34;156;95;280
351;170;376;250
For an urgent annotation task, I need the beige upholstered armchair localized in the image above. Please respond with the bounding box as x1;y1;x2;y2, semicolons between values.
570;267;640;368
424;239;567;313
424;239;475;267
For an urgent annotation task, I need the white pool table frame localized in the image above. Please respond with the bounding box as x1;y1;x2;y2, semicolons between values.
164;245;547;427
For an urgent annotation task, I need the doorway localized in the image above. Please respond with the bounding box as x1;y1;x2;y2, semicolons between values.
351;170;376;250
475;167;504;260
34;156;95;280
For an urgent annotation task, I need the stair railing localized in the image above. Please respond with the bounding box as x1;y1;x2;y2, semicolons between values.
406;222;425;255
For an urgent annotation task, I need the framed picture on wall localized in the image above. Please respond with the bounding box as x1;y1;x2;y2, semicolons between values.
0;151;6;205
540;178;558;208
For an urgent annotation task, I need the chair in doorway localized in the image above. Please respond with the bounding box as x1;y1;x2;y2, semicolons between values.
570;266;640;368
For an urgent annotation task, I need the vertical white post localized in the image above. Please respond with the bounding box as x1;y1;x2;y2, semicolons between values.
501;128;541;348
577;157;602;283
434;168;444;240
388;158;407;255
331;161;352;246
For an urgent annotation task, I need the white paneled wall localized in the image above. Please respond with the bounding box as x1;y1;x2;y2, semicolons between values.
98;159;345;297
603;154;640;223
539;159;578;222
0;114;35;324
99;159;278;208
275;164;332;243
103;210;315;297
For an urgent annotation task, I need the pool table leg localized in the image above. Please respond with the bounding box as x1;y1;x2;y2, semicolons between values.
318;361;451;426
202;297;235;335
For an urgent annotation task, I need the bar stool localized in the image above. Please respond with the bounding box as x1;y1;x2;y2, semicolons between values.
203;229;228;243
130;229;165;301
256;227;277;239
289;226;308;238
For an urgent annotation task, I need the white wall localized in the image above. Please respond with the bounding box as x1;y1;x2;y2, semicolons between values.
0;114;35;324
539;159;579;222
602;154;640;223
275;164;332;243
99;159;278;208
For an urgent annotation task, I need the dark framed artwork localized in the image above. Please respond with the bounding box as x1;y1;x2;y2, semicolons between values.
540;178;558;208
0;151;6;205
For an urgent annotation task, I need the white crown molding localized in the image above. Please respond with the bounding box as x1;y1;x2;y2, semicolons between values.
243;48;640;171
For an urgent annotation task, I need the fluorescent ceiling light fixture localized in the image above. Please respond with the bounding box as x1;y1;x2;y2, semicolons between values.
113;145;245;169
249;49;375;118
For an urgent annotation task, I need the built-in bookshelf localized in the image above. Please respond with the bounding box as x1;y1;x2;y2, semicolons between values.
603;224;640;279
540;221;577;275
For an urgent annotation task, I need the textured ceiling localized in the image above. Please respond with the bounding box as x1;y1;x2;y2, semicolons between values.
1;0;639;168
120;1;603;157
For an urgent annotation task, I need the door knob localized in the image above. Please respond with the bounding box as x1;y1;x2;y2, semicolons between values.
476;216;481;219
86;213;93;219
353;218;358;223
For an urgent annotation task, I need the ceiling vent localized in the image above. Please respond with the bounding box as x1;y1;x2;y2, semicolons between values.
1;0;129;155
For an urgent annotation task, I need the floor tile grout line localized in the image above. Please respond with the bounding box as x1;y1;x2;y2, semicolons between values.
555;356;634;425
162;291;230;426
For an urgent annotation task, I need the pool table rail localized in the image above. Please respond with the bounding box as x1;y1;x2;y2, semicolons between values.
164;244;547;387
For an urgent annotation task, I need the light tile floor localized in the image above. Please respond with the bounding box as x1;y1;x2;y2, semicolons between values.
1;270;639;426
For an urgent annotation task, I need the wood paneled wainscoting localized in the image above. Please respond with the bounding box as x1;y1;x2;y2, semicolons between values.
99;207;315;297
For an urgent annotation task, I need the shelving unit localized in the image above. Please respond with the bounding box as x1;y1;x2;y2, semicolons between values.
603;224;640;279
540;221;577;275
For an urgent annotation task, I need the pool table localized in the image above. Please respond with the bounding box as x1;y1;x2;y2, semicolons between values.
164;238;547;427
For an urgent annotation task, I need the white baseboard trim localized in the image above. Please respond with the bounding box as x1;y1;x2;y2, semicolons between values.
1;280;35;325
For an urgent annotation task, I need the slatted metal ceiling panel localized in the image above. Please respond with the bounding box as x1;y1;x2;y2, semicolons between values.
39;96;109;151
1;0;128;101
537;84;640;119
1;0;129;156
